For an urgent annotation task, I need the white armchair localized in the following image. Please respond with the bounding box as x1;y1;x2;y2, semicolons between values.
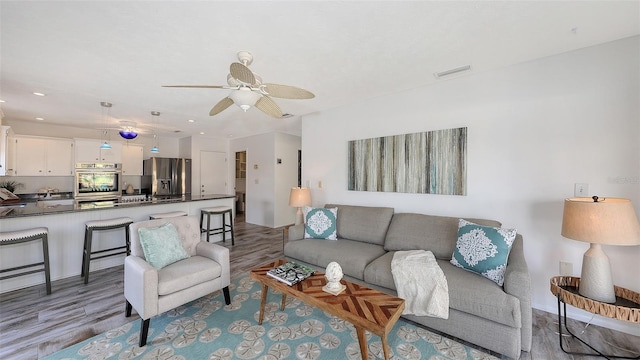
124;215;230;347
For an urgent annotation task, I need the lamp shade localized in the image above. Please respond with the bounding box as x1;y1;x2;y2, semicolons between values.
561;197;640;246
289;187;311;207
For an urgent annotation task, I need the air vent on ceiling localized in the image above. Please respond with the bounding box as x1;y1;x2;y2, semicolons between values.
281;113;294;118
434;64;472;79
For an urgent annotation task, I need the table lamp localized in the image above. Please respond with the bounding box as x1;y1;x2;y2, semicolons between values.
289;187;311;225
561;196;640;303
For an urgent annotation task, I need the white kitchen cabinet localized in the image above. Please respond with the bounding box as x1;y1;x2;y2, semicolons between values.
74;139;123;163
0;126;15;176
121;144;143;175
13;136;74;176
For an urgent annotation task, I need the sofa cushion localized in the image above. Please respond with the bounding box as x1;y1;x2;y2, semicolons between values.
451;219;517;286
324;204;394;245
364;252;521;328
284;238;386;280
384;213;502;259
138;223;190;270
304;207;338;240
158;255;221;296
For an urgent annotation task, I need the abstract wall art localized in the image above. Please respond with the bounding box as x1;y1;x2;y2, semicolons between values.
348;127;467;195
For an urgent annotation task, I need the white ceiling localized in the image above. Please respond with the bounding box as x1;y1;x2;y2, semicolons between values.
1;1;638;140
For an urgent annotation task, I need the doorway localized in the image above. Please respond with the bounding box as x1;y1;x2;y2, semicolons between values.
235;151;247;215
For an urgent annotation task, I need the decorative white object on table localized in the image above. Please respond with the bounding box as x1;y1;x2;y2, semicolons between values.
323;261;346;295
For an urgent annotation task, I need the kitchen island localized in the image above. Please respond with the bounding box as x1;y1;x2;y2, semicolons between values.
0;194;235;293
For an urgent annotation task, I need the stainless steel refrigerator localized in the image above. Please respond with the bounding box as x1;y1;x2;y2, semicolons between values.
142;157;192;196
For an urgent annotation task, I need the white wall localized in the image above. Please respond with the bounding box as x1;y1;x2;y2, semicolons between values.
230;132;301;227
301;36;640;335
231;133;275;226
274;133;302;227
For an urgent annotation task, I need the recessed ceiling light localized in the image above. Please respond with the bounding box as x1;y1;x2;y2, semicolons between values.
0;99;5;103
188;119;195;123
199;132;205;135
228;134;234;138
35;117;44;121
33;92;46;96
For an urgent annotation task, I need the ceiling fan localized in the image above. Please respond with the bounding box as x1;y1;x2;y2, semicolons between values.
163;51;315;118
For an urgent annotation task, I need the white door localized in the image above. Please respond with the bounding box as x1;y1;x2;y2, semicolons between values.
200;151;227;194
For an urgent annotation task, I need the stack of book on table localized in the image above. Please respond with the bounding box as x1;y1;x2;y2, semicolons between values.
267;262;315;286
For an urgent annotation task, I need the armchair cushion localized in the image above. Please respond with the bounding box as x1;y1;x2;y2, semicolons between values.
138;223;190;270
158;256;222;296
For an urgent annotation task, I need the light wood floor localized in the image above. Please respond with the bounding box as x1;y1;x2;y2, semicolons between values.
1;216;638;359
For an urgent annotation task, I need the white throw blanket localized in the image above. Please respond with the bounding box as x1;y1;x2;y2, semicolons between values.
391;250;449;319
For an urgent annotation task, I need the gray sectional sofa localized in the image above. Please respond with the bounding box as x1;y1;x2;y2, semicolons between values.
284;204;531;359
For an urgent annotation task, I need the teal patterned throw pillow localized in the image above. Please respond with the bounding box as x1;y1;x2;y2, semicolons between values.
138;223;190;270
304;207;338;240
450;219;517;286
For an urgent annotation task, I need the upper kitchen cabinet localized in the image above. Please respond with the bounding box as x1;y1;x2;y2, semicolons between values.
121;144;143;175
75;139;123;163
0;126;15;176
12;136;74;176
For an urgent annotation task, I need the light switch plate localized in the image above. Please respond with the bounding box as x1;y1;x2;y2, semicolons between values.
574;183;588;197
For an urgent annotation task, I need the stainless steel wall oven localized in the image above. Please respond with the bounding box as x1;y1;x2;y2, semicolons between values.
74;163;122;201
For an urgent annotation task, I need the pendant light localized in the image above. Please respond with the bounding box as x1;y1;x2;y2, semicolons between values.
150;111;160;153
119;121;138;140
100;102;112;149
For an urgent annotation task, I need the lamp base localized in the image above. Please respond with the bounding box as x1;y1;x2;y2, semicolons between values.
295;207;304;226
578;243;616;303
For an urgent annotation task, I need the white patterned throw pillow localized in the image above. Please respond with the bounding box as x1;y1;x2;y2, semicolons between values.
303;207;338;240
450;219;517;286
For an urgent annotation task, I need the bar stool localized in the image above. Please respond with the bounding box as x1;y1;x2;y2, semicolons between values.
0;227;52;295
149;211;188;220
200;206;234;245
81;217;133;284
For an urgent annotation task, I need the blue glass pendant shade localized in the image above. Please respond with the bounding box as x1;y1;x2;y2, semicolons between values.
150;146;160;153
100;141;112;149
119;130;138;140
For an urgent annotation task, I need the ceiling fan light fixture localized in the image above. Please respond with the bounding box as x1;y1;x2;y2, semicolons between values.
229;88;262;112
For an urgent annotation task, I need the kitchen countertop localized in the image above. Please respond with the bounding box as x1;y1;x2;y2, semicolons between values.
0;194;236;219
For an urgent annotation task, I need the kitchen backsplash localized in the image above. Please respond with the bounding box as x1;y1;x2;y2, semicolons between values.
1;176;74;194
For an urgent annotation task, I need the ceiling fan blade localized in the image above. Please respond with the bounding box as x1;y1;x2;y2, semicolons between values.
162;85;225;88
255;96;283;118
209;97;234;116
230;62;256;85
262;83;315;99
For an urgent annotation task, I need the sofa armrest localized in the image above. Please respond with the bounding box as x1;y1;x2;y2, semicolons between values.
124;256;158;320
503;234;532;351
196;242;230;287
288;224;305;241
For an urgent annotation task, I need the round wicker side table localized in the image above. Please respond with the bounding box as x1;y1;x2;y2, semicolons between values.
550;276;640;359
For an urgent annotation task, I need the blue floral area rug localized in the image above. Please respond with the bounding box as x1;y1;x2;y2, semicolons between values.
44;275;497;360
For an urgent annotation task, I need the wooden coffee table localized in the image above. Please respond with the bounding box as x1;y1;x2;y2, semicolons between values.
250;259;405;360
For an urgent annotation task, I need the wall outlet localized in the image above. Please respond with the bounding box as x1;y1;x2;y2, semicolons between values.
574;183;588;197
559;261;573;276
318;180;323;189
